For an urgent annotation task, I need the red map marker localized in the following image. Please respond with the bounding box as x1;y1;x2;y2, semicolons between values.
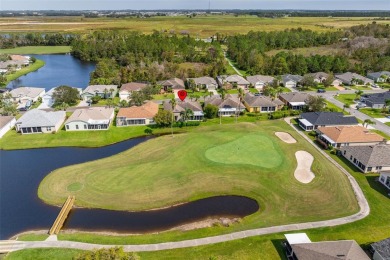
178;90;187;101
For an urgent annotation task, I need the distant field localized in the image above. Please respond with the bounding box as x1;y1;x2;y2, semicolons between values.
265;44;345;57
0;46;71;54
0;16;389;37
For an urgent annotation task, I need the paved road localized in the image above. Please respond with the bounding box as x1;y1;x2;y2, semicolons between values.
0;119;370;253
314;91;390;136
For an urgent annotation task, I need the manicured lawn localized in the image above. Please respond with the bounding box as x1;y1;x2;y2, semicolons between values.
350;85;372;91
325;101;348;114
1;59;45;87
152;93;174;100
38;121;358;245
335;94;357;105
5;248;83;260
15;233;48;241
308;85;339;92
93;97;120;106
0;46;71;55
359;108;390;118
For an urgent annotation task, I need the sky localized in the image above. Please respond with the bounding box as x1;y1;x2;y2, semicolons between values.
1;0;389;11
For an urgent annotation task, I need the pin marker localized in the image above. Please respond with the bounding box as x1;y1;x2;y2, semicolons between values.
178;90;187;101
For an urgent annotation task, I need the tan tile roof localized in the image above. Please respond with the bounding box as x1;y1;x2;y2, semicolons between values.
117;101;159;119
318;126;385;143
0;116;15;129
120;82;148;93
66;107;114;124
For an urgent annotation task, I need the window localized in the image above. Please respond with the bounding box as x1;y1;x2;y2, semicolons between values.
46;127;51;131
367;167;372;172
380;176;385;182
350;156;353;160
343;150;346;155
84;125;87;129
66;125;69;130
376;166;382;170
76;125;79;130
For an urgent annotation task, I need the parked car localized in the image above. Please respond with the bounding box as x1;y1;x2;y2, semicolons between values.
317;89;326;93
356;103;367;109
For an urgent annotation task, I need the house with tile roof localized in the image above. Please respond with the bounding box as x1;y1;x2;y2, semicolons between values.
305;72;342;86
205;94;245;117
282;74;303;88
65;107;115;131
279;92;311;110
187;77;218;91
163;100;204;121
378;172;390;191
216;75;250;90
119;82;149;101
284;233;369;260
361;91;390;109
316;126;385;148
15;109;66;134
243;94;284;113
299;112;358;131
340;144;390;173
158;78;185;92
335;72;374;86
10;87;45;110
116;101;159;126
246;75;275;91
367;71;390;83
81;85;118;101
0;116;16;138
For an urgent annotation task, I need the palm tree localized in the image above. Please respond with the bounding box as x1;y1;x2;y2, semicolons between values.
170;98;176;137
355;90;363;100
219;88;227;125
236;88;244;123
363;119;376;128
109;87;115;98
180;108;194;125
343;104;350;112
103;88;109;99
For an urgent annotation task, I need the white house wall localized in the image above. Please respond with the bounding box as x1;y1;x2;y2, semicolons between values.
0;118;16;138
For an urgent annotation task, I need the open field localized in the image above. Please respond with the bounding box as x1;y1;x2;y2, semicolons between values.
0;59;45;87
0;46;71;55
266;44;344;57
38;121;358;244
1;16;389;36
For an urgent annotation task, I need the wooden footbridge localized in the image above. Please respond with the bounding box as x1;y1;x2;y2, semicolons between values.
49;195;75;235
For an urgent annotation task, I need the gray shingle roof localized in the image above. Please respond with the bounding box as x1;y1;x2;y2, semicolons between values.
244;94;281;107
65;107;114;124
335;72;374;85
362;92;390;105
282;74;303;84
367;71;390;80
279;92;310;103
0;116;15;129
291;240;370;260
10;87;45;99
371;237;390;259
306;72;329;81
16;109;65;128
301;112;358;126
217;75;250;85
163;100;203;113
246;75;275;85
83;85;118;94
188;77;217;86
205;94;243;109
158;78;185;89
340;144;390;166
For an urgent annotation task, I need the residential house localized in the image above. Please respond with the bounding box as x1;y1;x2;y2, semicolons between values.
158;78;185;92
243;94;284;113
361;92;390;109
163;100;204;121
10;55;30;65
65;107;115;131
81;85;118;101
282;74;303;88
299;112;358;131
335;72;374;86
279;92;311;110
15;109;66;134
119;82;148;101
216;75;250;90
187;77;218;91
367;71;390;83
305;72;342;86
316;126;385;148
10;87;45;110
116;101;159;126
246;75;275;91
0;116;16;138
42;87;82;107
205;94;245;116
340;144;390;173
284;233;369;260
378;172;390;191
371;237;390;260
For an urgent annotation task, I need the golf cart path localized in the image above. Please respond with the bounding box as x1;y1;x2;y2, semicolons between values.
1;119;369;253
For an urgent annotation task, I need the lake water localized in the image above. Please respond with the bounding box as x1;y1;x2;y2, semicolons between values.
6;54;96;91
0;138;259;239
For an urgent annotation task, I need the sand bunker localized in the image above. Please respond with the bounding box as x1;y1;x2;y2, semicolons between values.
294;151;315;184
275;132;297;144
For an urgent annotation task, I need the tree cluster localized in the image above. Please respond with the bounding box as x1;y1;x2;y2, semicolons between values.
0;33;74;49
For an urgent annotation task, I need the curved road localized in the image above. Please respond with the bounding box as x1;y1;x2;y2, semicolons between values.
1;119;370;253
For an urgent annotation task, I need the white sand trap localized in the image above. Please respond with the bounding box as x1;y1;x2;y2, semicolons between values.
275;132;297;144
294;151;315;184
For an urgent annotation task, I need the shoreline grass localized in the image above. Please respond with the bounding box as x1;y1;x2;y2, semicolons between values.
0;59;45;88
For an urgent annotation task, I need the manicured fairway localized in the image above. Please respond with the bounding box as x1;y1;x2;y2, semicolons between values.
38;121;358;241
0;46;71;55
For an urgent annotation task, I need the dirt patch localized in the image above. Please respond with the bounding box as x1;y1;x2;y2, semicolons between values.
294;151;315;184
170;218;241;231
275;132;297;144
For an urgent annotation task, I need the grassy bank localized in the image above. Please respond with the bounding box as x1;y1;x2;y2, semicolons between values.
1;59;45;87
0;46;71;55
335;94;356;105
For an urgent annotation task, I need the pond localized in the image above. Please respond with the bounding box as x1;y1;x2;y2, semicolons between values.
6;54;96;91
0;138;259;239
